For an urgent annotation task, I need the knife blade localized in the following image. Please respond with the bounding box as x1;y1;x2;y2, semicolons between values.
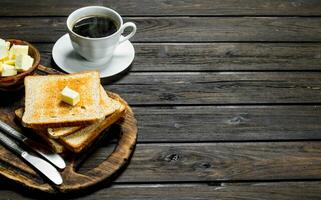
0;120;65;169
0;131;63;185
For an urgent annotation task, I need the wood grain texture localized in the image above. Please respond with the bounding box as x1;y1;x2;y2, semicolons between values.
0;104;136;193
0;74;138;192
3;0;321;198
105;72;321;105
3;100;321;142
36;43;321;71
1;0;321;16
2;182;321;200
2;17;321;42
133;106;321;142
78;142;321;182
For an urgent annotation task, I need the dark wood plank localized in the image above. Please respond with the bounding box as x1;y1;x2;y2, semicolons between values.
2;17;321;42
1;0;321;16
2;182;321;200
36;43;321;71
3;105;321;142
105;72;321;105
77;142;321;182
134;106;321;142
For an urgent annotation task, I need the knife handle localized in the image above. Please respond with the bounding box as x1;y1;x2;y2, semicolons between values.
0;120;66;170
0;131;24;155
0;120;26;141
0;131;63;185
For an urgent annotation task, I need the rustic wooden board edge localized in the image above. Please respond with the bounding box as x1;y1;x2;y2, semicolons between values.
0;65;138;193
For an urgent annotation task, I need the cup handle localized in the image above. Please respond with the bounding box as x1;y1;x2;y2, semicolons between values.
119;22;137;44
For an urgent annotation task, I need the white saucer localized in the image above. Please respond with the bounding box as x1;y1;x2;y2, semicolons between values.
52;34;135;78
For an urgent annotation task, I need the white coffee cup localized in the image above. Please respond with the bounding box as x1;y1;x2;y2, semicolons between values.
67;6;136;63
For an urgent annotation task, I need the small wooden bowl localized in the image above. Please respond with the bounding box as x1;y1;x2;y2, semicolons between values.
0;39;40;91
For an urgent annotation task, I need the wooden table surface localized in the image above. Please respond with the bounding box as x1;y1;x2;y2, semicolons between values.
2;0;321;199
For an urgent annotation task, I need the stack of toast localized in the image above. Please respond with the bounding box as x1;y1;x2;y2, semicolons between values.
15;71;126;153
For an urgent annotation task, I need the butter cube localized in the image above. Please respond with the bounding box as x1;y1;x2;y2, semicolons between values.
8;46;15;59
4;59;15;65
2;63;15;70
1;64;15;75
15;54;34;72
0;40;8;60
0;39;5;46
12;45;29;56
0;53;8;60
2;68;17;77
5;42;10;50
61;86;80;106
0;55;8;62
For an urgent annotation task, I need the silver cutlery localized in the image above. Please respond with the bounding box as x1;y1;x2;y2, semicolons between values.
0;131;63;185
0;120;65;169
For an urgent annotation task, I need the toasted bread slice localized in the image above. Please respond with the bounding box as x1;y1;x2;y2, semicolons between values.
47;126;82;139
47;86;118;139
15;108;66;153
22;71;103;128
59;95;125;152
35;129;66;153
100;87;121;117
15;92;126;153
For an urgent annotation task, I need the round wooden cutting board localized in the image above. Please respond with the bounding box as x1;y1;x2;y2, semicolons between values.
0;65;137;193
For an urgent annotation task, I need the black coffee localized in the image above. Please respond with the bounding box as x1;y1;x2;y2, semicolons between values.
72;16;118;38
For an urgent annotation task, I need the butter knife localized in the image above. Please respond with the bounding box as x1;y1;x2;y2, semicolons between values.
0;131;63;185
0;120;65;169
